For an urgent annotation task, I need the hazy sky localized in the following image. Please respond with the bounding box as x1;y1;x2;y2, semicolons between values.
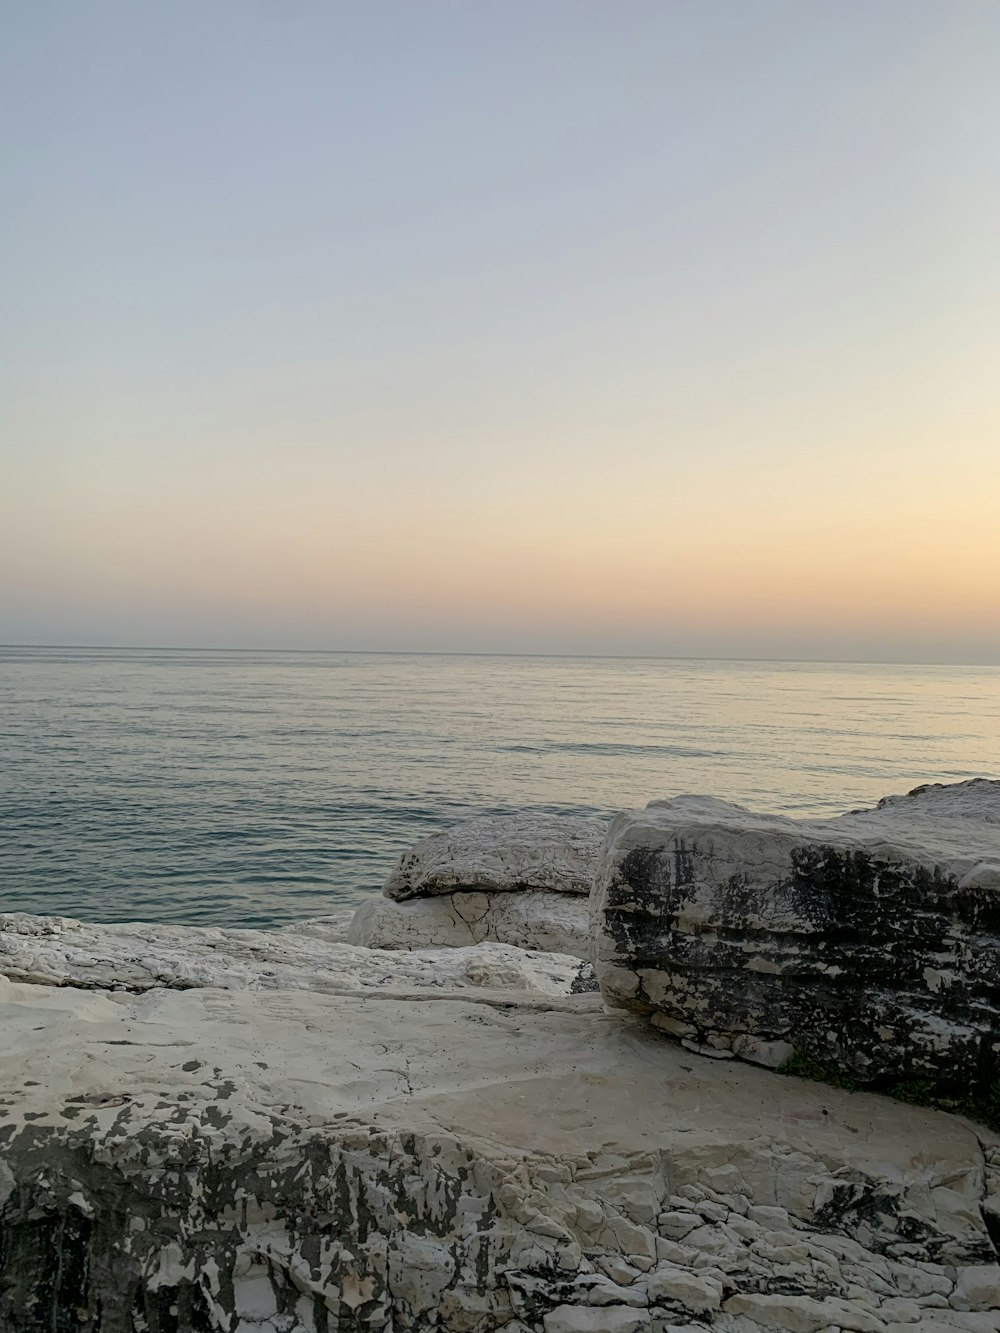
3;1;998;661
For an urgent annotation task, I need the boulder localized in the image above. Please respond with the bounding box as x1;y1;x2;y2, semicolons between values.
592;779;1000;1106
383;812;605;900
347;889;592;960
2;923;998;1331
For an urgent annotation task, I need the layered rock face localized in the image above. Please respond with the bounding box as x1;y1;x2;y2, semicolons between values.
353;813;602;959
593;780;1000;1107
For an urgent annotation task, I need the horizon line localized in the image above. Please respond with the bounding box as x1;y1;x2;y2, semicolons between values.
2;642;998;670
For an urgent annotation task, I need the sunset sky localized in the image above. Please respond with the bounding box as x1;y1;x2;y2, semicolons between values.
3;1;998;662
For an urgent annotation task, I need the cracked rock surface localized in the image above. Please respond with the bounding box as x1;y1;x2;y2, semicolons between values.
3;783;1000;1331
593;780;1000;1104
0;913;588;1000
347;890;591;960
2;912;999;1331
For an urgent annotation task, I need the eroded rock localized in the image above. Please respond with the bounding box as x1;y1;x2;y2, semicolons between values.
3;783;999;1330
0;912;588;1000
347;889;591;960
1;967;997;1331
592;780;1000;1107
383;813;605;900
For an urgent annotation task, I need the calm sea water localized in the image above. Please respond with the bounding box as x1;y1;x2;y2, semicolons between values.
2;646;997;927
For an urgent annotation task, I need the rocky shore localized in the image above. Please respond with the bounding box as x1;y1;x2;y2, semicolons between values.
1;781;998;1331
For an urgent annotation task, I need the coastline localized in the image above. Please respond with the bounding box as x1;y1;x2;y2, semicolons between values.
2;784;999;1330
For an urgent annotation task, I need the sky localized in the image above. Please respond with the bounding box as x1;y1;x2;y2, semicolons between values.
2;1;998;663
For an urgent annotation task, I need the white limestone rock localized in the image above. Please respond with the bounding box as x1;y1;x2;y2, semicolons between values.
383;812;605;900
592;779;1000;1103
0;911;589;1000
3;784;999;1331
347;889;592;960
0;954;997;1331
954;1264;1000;1312
871;776;1000;826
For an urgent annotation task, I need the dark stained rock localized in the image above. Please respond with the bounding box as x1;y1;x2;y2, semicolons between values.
592;780;1000;1111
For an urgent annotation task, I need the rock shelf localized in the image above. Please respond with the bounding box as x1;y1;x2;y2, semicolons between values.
1;782;998;1331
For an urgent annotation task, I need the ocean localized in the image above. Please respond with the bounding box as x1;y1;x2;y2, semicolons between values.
2;646;997;928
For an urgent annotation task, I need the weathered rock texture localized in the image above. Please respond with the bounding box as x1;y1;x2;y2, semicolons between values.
2;942;999;1333
0;913;590;1001
593;780;1000;1109
347;890;591;960
3;783;1000;1331
383;814;605;901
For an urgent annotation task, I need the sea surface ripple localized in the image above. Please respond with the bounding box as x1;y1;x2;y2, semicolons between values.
2;647;998;927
